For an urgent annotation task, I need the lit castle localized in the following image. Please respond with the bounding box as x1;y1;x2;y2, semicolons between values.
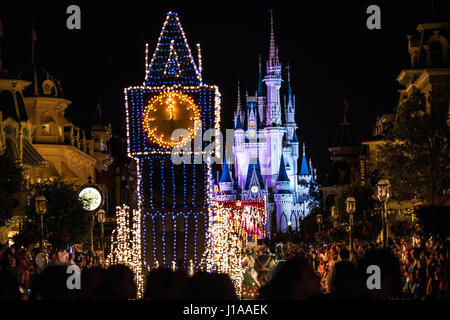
213;12;316;235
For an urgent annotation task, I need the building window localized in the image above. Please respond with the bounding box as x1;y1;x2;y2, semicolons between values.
100;139;106;152
41;112;55;136
430;41;443;66
41;124;51;135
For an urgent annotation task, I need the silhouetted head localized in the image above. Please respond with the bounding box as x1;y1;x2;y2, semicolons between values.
187;272;237;300
144;268;188;300
80;266;105;299
33;265;79;300
259;256;320;300
100;264;137;300
0;271;21;300
333;260;362;296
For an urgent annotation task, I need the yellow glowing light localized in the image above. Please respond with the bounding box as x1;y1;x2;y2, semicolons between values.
106;205;144;299
143;91;200;149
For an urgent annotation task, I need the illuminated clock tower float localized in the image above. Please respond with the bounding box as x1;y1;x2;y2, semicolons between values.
124;12;221;272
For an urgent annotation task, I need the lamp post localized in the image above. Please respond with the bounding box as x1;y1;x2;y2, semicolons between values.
35;195;47;250
345;197;356;247
89;212;96;254
97;209;106;256
331;205;337;228
316;213;323;232
377;179;391;248
287;221;292;241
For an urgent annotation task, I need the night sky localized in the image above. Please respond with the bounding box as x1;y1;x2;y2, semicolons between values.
1;0;449;178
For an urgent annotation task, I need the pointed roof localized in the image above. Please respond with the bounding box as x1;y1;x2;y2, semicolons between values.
257;119;263;130
300;143;310;175
268;10;278;67
257;55;263;96
17;25;64;98
235;115;243;130
236;80;242;113
245;159;265;189
276;154;290;182
287;64;294;108
219;156;233;183
332;122;358;147
292;130;298;143
144;12;200;87
332;101;358;147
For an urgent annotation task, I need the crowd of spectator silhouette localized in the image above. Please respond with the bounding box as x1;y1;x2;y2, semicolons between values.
0;236;448;300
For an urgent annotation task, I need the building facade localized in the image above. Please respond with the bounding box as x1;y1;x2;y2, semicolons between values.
359;20;450;208
0;32;119;244
320;103;360;209
213;13;316;235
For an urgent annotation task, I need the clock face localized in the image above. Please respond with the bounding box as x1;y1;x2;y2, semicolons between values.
251;186;259;193
79;187;103;212
143;91;201;148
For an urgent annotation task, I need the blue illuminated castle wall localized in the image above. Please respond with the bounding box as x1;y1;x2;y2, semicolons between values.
125;12;220;270
212;13;317;234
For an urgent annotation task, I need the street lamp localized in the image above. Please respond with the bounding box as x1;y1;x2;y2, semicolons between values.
35;195;47;250
377;179;391;248
345;197;356;247
287;221;292;241
316;213;323;232
97;209;106;256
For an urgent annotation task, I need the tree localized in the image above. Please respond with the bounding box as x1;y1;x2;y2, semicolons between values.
306;183;322;211
15;179;91;249
334;183;377;223
375;88;450;205
333;183;380;241
0;155;23;226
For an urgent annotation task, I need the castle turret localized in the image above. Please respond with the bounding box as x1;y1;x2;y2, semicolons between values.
247;102;257;140
233;114;246;185
300;143;310;176
274;154;293;232
257;55;265;125
284;65;296;141
264;10;282;127
234;80;244;128
218;156;236;200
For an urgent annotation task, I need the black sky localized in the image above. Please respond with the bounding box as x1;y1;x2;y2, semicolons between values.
1;0;449;177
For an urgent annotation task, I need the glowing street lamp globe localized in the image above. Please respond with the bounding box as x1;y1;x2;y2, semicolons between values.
377;179;391;202
345;197;356;214
79;186;103;212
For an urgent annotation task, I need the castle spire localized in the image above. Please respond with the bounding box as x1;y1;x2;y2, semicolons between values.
257;55;263;96
300;143;310;175
277;154;290;182
235;114;243;130
343;99;349;123
268;9;278;67
287;64;294;108
236;79;242;113
292;130;298;143
219;156;233;183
